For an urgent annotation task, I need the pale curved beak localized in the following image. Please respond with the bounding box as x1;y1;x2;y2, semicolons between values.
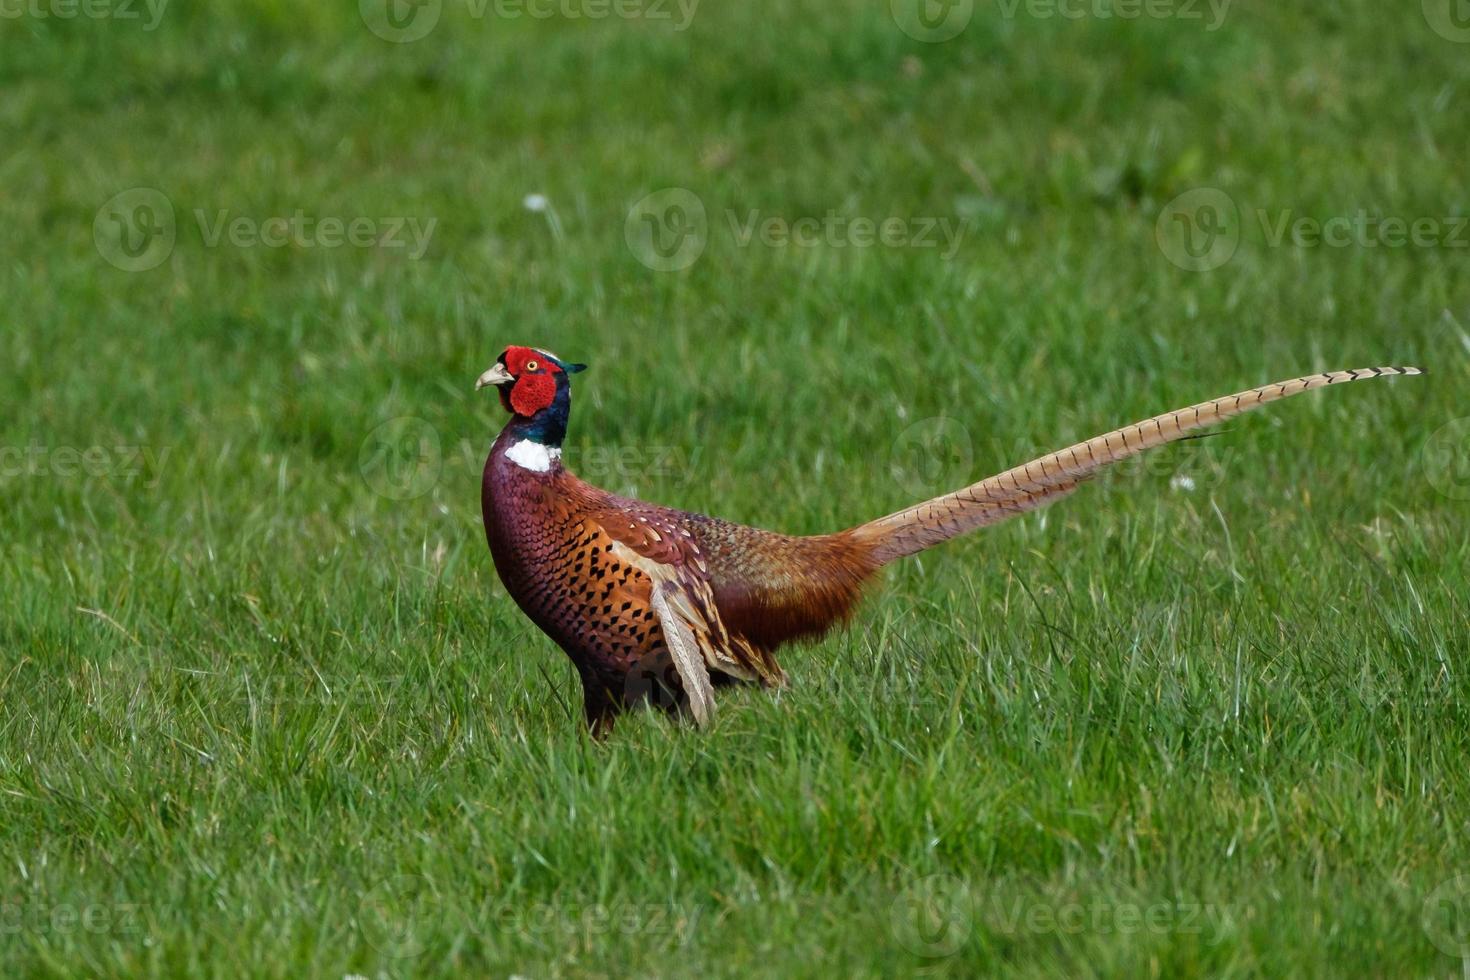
475;363;515;391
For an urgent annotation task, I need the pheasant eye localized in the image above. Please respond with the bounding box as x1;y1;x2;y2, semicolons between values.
524;360;539;372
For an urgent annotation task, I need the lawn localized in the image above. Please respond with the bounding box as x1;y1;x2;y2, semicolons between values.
2;0;1468;976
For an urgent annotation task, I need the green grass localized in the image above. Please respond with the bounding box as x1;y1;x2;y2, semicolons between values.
2;0;1469;975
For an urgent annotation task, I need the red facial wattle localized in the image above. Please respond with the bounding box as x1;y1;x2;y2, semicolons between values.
497;346;566;417
509;373;558;416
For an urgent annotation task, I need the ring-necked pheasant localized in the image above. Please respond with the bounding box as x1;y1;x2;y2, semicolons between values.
478;346;1420;736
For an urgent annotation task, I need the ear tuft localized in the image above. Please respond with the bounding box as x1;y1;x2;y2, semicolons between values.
565;362;588;374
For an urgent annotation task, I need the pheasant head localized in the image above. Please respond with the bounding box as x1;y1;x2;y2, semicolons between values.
476;345;588;451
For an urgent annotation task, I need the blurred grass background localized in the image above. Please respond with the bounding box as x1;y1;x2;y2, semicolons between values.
1;0;1468;976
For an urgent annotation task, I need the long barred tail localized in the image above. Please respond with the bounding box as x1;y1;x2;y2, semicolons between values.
851;367;1422;565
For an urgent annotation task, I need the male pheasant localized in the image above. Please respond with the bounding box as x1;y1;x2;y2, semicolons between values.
478;345;1420;736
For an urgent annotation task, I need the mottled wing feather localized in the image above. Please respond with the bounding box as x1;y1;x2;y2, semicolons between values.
649;581;716;725
606;539;767;678
547;498;780;723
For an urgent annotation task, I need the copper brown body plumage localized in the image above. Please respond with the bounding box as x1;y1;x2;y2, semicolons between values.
477;346;1420;736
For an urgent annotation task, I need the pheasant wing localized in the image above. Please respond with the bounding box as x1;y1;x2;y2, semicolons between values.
578;503;777;725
